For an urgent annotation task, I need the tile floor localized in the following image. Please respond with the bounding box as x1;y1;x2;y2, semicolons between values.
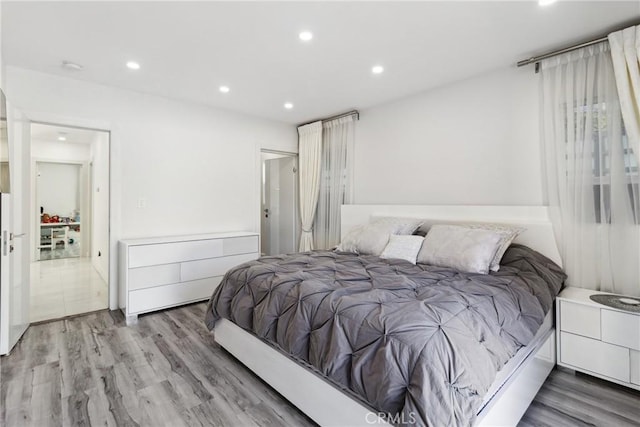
30;257;108;322
38;242;81;260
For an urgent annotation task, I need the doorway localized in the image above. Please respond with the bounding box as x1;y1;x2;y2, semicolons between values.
260;150;299;256
30;123;110;322
36;161;83;260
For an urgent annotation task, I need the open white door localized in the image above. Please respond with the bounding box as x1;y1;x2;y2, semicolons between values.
0;93;30;355
261;154;298;256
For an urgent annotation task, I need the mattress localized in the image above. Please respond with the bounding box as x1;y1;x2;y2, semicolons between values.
206;244;565;426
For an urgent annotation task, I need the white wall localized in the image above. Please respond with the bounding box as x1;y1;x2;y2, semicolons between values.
90;132;109;282
5;67;297;309
37;162;80;218
353;66;543;206
32;139;90;162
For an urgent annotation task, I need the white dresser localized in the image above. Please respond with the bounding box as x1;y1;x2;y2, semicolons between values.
556;287;640;390
119;232;259;324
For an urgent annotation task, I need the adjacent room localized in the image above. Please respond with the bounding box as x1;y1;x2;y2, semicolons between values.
1;1;640;427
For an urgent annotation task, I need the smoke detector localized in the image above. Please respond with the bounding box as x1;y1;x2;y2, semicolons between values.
61;61;83;71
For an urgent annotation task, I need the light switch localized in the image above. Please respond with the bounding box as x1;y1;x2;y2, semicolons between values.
137;198;147;209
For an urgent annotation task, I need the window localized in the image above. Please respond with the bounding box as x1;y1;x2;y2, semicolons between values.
569;100;639;224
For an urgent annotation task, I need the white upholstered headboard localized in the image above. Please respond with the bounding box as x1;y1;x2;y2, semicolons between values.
340;205;562;267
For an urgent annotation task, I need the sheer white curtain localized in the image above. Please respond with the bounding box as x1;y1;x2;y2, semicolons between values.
609;25;640;168
298;121;323;252
314;116;355;249
541;42;640;296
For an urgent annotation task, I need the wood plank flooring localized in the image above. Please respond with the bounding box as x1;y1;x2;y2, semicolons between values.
1;303;639;427
520;367;640;427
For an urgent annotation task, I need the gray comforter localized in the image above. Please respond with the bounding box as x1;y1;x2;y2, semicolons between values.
205;244;565;426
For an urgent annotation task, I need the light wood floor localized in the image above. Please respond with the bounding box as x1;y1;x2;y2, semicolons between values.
1;303;639;427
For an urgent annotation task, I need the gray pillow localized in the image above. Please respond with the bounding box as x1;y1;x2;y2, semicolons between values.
416;225;503;274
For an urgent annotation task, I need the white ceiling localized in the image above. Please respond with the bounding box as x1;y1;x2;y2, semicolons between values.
3;1;639;124
31;123;102;145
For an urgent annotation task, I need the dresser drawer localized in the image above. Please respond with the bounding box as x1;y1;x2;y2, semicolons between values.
129;239;223;268
560;301;601;339
602;309;640;351
180;252;257;282
128;277;222;314
560;332;630;382
223;235;259;256
128;263;181;291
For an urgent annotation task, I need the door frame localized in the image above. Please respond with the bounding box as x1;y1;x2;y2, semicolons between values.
258;149;299;255
25;113;118;310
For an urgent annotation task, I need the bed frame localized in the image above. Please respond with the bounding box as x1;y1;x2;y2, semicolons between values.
214;205;561;426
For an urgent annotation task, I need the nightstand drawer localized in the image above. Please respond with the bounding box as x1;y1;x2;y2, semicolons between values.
632;350;640;386
560;332;629;382
602;309;640;351
560;301;601;339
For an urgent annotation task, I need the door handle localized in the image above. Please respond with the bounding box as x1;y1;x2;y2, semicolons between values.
13;233;26;238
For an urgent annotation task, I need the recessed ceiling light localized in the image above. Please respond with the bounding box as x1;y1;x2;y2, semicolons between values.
538;0;557;5
126;61;141;70
299;31;313;42
61;61;83;71
284;102;294;110
219;86;230;93
58;136;67;141
372;65;384;74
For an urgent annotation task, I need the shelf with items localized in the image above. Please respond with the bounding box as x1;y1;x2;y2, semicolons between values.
38;222;81;257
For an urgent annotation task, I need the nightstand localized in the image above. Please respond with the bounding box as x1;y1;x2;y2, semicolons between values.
556;287;640;390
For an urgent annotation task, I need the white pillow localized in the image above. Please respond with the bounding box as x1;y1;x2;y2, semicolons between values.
416;225;503;274
337;218;423;256
413;221;524;272
336;223;392;255
380;235;425;264
462;224;525;272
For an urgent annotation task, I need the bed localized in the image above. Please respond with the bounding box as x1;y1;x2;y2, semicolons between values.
206;205;565;426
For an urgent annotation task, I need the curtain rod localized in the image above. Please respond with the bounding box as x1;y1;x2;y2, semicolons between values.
516;36;608;67
298;110;359;128
517;20;640;68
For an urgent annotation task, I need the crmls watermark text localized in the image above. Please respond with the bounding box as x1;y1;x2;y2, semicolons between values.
366;412;417;424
